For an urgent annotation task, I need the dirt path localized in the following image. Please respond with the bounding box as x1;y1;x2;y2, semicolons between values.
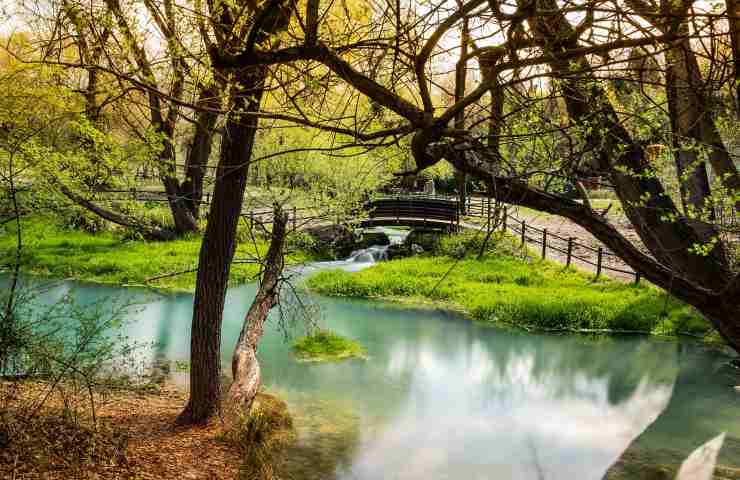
465;202;645;282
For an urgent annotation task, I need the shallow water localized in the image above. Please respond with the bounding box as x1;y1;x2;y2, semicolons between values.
7;275;740;479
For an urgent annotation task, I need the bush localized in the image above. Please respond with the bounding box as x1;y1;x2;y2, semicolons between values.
0;284;147;477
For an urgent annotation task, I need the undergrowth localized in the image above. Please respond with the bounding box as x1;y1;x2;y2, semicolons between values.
221;393;296;480
307;232;712;338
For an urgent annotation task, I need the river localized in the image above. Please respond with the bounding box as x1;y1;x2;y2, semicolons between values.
5;269;740;479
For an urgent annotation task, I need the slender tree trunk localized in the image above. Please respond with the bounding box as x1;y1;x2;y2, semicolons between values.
726;0;740;117
177;69;267;425
665;43;713;217
182;85;220;219
57;183;174;240
455;15;469;213
223;207;288;427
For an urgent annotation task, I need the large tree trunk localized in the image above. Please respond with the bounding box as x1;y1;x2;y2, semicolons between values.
223;207;288;426
176;69;267;425
181;84;220;219
525;0;731;292
664;40;714;217
625;2;740;212
728;0;740;117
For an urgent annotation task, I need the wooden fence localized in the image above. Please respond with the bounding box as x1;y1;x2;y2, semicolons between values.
95;187;643;282
463;195;642;284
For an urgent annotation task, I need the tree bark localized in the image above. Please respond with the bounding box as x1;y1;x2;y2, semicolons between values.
176;69;268;425
625;1;740;212
525;0;731;291
181;84;220;219
223;207;288;427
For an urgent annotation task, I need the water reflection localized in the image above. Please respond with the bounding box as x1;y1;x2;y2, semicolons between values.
5;276;739;478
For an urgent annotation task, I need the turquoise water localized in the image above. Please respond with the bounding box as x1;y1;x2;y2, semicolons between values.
6;276;740;479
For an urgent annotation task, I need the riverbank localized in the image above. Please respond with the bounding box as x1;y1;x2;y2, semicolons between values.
0;217;317;292
0;382;242;479
306;236;717;341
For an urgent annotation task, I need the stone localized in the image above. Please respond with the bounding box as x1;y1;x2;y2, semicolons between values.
404;230;440;253
356;231;391;249
304;224;357;259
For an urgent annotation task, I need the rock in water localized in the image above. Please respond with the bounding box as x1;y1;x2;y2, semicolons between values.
304;224;357;259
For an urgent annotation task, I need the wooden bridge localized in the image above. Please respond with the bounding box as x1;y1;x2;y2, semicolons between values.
359;196;460;231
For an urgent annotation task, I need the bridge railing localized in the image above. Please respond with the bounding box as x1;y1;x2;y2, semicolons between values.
90;187;642;282
363;196;460;230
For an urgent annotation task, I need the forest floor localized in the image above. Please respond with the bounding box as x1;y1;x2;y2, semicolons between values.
1;383;242;479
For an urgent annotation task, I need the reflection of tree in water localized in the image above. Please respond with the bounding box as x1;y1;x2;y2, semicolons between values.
272;396;361;480
605;344;740;479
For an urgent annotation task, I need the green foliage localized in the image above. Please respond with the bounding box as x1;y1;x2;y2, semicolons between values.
307;236;711;338
291;330;367;362
0;216;316;292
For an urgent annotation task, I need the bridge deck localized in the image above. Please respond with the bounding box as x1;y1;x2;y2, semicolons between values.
359;217;459;231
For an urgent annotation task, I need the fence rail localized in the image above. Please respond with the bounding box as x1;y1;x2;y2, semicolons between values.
93;187;642;281
462;195;642;283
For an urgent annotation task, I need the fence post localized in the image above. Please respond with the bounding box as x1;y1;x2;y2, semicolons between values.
596;247;603;279
292;206;297;230
541;229;547;259
634;272;641;286
486;196;492;232
396;196;399;224
502;207;508;232
521;220;526;246
566;237;574;267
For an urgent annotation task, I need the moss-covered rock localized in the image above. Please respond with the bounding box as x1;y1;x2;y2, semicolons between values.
404;230;441;252
356;231;391;249
303;225;357;259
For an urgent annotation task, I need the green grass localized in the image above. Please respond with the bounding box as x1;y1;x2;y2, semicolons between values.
0;216;316;292
291;330;367;362
306;235;713;338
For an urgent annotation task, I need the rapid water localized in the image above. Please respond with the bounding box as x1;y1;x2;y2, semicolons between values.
5;274;740;479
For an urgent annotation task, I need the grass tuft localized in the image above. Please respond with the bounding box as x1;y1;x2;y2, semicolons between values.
291;330;367;362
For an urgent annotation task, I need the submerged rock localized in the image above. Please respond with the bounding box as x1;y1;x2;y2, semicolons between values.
356;231;391;249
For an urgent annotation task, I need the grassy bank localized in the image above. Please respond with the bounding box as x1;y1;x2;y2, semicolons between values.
307;234;714;339
0;216;316;292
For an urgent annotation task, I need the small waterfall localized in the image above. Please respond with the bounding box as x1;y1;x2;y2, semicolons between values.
346;245;389;264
